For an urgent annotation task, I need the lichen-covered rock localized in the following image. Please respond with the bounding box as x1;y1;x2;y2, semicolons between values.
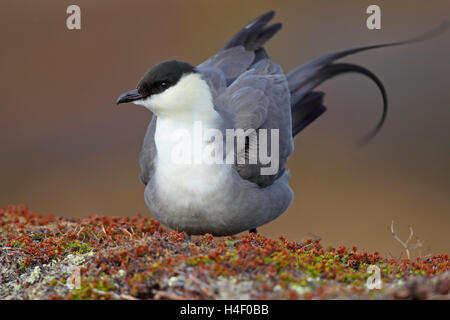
0;205;448;300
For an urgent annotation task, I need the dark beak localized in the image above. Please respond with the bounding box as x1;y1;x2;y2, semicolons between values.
116;89;146;105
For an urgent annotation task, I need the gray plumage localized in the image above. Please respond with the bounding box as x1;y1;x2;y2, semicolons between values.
124;11;447;236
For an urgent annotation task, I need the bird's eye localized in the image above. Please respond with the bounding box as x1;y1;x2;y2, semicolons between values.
152;81;169;93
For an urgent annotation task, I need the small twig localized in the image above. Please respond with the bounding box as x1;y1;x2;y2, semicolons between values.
92;288;120;300
390;220;414;260
188;275;212;290
92;288;107;296
122;228;132;239
0;247;19;252
406;226;414;244
77;227;84;238
101;224;108;237
91;232;100;242
188;275;214;297
153;290;185;300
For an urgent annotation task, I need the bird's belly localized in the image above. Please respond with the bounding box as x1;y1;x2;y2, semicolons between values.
147;161;239;234
144;157;293;236
155;160;232;200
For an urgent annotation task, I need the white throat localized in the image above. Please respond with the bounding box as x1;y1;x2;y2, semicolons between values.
149;73;221;161
134;73;217;121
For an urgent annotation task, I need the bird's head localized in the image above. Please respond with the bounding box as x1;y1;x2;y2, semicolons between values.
117;60;212;118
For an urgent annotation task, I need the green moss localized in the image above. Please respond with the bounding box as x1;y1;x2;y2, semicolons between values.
70;278;116;300
63;240;93;254
19;262;27;274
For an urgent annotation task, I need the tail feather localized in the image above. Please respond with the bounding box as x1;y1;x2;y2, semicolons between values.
292;92;327;137
288;22;448;144
289;20;448;81
291;63;387;144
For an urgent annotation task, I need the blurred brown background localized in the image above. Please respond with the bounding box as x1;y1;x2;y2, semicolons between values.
1;1;449;257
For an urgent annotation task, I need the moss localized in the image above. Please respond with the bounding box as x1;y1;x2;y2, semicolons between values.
69;278;116;300
0;204;448;300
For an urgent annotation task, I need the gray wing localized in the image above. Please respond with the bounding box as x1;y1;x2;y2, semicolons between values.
196;11;281;97
139;115;157;185
195;11;291;188
212;58;293;188
197;46;255;89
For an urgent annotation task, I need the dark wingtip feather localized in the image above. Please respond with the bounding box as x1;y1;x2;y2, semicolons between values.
220;11;280;52
246;10;275;29
246;23;283;51
259;23;283;43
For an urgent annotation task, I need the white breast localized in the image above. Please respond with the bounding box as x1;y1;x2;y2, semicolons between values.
152;107;233;205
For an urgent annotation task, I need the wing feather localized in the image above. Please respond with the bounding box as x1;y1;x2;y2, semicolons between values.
139;115;157;186
214;59;293;187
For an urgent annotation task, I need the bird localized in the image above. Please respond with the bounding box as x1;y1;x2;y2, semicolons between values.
117;11;447;238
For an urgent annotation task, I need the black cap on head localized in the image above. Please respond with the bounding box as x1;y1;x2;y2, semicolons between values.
117;60;197;105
